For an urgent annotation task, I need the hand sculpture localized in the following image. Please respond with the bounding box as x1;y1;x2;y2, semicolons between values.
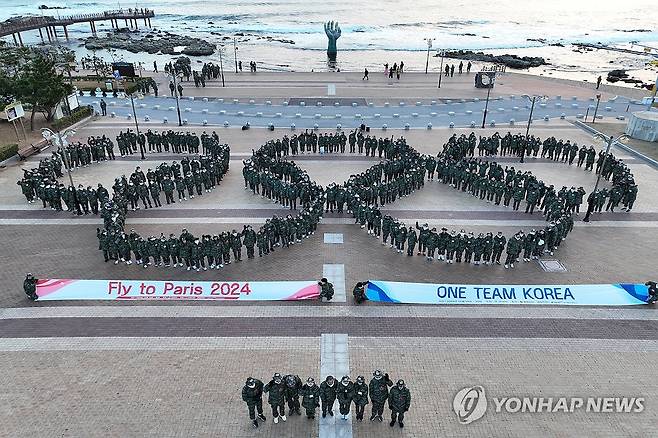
324;21;341;56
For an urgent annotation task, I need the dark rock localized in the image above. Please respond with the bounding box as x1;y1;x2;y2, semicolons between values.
84;30;215;56
437;50;548;69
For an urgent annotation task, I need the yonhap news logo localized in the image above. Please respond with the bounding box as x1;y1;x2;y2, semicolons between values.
453;386;644;425
453;386;487;424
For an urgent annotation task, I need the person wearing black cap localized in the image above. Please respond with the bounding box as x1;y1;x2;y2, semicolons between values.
241;377;266;429
23;273;38;301
264;372;287;424
319;278;334;302
319;375;337;417
352;282;367;304
646;281;658;305
369;369;392;421
301;377;320;419
284;374;303;415
389;379;411;428
353;375;369;421
337;375;354;420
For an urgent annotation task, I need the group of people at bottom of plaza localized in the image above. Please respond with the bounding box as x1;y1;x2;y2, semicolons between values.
242;371;410;429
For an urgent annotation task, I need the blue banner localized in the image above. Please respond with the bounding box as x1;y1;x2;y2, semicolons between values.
365;281;650;306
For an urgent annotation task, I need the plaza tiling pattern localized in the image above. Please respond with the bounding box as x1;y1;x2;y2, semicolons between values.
1;74;657;436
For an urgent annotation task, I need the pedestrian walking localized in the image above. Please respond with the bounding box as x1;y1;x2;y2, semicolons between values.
363;68;369;80
596;75;602;90
100;98;107;116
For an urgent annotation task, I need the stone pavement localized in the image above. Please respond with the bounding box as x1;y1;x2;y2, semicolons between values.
1;75;657;437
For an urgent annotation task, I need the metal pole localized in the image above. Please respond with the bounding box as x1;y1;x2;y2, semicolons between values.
522;96;536;163
425;40;432;74
57;131;82;216
648;75;658;111
592;94;601;123
481;86;492;129
219;49;225;87
172;73;182;126
129;94;144;159
583;135;613;222
233;37;238;73
438;51;444;88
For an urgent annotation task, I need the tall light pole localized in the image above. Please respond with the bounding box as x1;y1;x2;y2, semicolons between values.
424;37;435;74
128;92;145;159
520;94;547;163
233;37;239;73
169;72;183;127
480;73;495;129
583;133;629;222
218;47;226;87
591;93;601;123
437;49;446;88
41;128;82;216
647;74;658;111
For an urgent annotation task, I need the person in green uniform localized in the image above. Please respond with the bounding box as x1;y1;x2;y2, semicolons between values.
320;375;337;418
23;273;38;301
242;377;266;429
353;375;369;422
301;378;320;419
264;373;287;424
388;379;411;428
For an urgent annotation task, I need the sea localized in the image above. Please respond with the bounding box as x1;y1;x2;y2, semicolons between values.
1;0;657;85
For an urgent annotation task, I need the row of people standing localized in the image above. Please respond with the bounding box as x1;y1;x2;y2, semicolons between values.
242;370;410;429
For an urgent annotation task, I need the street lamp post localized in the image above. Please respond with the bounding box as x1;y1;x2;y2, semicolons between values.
169;72;183;126
233;37;238;73
520;94;546;163
583;133;628;222
218;47;226;87
41;128;82;216
480;73;495;129
591;93;601;123
424;38;435;74
437;49;446;88
128;92;145;159
647;74;658;111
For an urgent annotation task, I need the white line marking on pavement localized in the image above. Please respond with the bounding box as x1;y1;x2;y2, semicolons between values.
323;264;346;302
327;84;336;96
320;333;351;438
324;233;344;244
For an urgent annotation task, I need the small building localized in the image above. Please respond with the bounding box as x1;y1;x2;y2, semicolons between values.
625;111;658;142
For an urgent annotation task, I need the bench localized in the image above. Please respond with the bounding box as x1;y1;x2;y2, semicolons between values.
17;139;48;160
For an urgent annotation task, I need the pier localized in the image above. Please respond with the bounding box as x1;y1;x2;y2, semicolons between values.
0;9;155;45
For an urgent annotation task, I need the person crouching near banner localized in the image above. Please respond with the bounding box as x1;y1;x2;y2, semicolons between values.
23;273;38;301
646;281;658;305
319;278;334;302
301;377;320;419
353;282;368;304
242;377;266;429
264;373;287;424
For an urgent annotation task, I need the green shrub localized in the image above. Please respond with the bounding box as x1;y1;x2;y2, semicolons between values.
52;105;93;130
0;143;19;161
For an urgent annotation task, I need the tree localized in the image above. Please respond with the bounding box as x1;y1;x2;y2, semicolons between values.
16;55;73;130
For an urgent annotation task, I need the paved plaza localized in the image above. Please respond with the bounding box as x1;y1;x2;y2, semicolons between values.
1;73;657;437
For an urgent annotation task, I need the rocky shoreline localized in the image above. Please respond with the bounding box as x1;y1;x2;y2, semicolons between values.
84;29;216;56
437;50;548;69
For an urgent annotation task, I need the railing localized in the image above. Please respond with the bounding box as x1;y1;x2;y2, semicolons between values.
0;9;154;36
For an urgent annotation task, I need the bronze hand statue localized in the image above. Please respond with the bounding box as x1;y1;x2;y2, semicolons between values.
324;21;341;56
